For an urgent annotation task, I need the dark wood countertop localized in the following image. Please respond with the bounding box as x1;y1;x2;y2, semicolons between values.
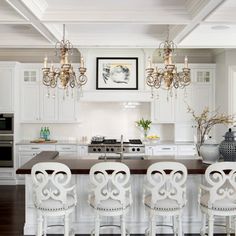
16;151;209;175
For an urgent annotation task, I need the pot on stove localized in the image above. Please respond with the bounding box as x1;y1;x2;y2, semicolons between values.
91;135;105;142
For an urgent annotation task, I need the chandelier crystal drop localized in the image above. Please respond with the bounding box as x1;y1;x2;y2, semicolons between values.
42;24;87;98
146;30;191;99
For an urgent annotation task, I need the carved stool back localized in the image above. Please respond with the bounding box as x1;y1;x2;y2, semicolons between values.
88;162;132;236
199;162;236;236
143;162;187;236
31;162;77;236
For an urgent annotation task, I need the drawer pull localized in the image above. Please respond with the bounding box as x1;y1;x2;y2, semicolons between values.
31;147;40;150
161;148;171;150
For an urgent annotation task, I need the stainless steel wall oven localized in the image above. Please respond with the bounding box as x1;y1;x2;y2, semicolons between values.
0;135;13;167
0;114;14;134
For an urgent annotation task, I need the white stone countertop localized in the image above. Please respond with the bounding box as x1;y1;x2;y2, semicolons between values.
15;140;89;145
16;140;194;146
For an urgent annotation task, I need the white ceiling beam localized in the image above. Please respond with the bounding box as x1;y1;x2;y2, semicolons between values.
173;0;226;44
6;0;59;44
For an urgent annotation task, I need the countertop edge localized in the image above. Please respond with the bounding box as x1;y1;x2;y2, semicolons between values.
16;151;208;175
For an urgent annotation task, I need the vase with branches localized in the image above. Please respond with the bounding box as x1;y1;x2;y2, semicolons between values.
187;106;234;155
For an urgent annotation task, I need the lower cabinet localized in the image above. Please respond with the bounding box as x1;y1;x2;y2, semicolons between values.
145;144;196;157
17;144;89;182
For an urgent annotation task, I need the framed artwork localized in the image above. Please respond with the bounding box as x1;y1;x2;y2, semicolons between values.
96;57;138;90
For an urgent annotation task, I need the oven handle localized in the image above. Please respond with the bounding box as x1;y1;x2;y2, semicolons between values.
0;141;13;145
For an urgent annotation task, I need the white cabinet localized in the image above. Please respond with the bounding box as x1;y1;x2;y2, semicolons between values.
21;69;40;122
174;64;215;142
151;89;175;123
145;145;177;156
20;65;79;123
0;64;16;112
177;144;196;156
17;144;56;180
78;145;88;156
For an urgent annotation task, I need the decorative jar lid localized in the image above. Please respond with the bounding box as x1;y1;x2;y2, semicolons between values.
223;128;236;141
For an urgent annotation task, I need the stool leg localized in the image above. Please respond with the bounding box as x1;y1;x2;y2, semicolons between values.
226;216;231;236
64;213;69;236
95;213;100;236
234;216;236;236
121;214;126;236
150;210;155;236
172;215;177;236
208;215;214;236
43;216;47;236
178;214;183;236
200;213;206;236
37;211;43;236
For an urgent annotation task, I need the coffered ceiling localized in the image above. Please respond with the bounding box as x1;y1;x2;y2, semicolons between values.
0;0;235;48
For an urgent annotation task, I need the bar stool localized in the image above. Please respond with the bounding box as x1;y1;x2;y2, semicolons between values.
31;162;77;236
199;162;236;236
143;162;187;236
88;162;132;236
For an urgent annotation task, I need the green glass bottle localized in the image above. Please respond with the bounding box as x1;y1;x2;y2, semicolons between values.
40;127;44;139
43;127;47;140
46;127;50;141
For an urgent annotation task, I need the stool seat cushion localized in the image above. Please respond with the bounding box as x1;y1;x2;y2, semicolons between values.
200;193;236;211
89;195;131;212
144;195;183;211
35;195;76;211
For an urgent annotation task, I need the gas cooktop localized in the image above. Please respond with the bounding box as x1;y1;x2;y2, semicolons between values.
88;139;144;154
90;139;142;145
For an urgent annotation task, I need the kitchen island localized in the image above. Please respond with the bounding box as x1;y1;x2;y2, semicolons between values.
17;151;209;235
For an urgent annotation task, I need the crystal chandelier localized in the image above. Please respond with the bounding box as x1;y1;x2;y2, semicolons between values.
42;24;87;98
146;32;191;99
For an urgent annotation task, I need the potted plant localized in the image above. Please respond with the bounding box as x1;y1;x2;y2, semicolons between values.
187;106;234;158
136;118;152;139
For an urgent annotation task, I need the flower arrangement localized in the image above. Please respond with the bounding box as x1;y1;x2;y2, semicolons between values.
136;118;152;138
187;106;234;154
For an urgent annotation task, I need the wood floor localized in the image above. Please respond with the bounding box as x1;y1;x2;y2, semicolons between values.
0;185;226;236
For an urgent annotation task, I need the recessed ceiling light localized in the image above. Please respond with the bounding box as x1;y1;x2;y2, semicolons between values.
211;25;230;30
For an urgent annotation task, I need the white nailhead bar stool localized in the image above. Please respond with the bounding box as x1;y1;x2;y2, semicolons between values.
88;162;132;236
31;162;77;236
143;162;187;236
199;162;236;236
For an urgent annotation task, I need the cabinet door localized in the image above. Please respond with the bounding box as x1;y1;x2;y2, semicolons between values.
21;70;40;122
57;89;77;122
0;68;13;112
192;84;212;114
151;89;175;123
78;145;88;156
175;85;193;123
40;86;57;121
17;152;38;179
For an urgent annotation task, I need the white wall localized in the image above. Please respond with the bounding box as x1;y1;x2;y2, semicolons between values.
20;102;152;141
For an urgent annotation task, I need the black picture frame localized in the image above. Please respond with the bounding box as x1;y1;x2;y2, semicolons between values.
96;57;138;90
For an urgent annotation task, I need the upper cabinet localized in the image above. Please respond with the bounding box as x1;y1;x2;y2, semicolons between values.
151;89;175;123
0;63;18;113
20;64;79;123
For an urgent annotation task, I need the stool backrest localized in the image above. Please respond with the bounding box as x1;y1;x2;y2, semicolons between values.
145;162;187;206
31;162;73;207
205;162;236;205
89;162;131;206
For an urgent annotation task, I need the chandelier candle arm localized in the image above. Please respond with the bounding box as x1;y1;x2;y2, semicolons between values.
42;24;88;97
184;56;188;68
145;34;191;98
